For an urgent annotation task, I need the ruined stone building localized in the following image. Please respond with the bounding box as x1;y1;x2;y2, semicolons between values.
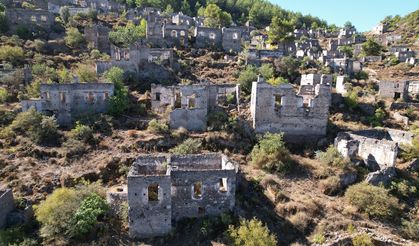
0;189;14;229
194;27;222;49
221;27;242;52
80;0;125;13
96;43;173;74
245;49;284;66
379;80;419;101
325;58;362;75
338;27;356;38
250;76;331;141
128;153;237;238
162;24;189;47
6;8;54;32
335;128;413;170
84;24;111;54
300;74;332;87
172;12;195;26
335;76;350;95
21;83;114;126
151;82;239;131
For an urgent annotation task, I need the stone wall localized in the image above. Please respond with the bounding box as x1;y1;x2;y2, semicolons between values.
250;77;331;141
194;27;222;49
222;27;242;52
127;153;236;238
0;189;14;229
300;74;333;86
379;81;408;99
6;8;54;31
334;128;413;170
84;24;111;54
162;24;189;47
21;83;114;126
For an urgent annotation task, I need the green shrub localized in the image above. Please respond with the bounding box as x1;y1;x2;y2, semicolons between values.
354;71;369;81
9;108;42;134
76;64;96;82
238;66;258;94
207;111;229;131
250;133;292;173
312;233;326;244
147;119;169;134
105;67;129;116
344;183;399;220
0;87;8;102
352;233;373;246
401;218;419;240
65;27;84;48
169;138;202;155
259;63;275;80
35;185;107;241
0;45;24;66
227;218;277;246
70;121;94;143
108;20;146;47
344;87;360;110
29;116;60;145
315;145;348;168
400;135;419;161
16;25;31;39
367;108;385;127
389;179;418;198
70;193;108;238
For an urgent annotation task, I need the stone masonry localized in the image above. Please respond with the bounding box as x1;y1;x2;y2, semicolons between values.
335;128;414;170
250;76;331;142
221;27;242;52
21;83;114;126
379;80;419;101
194;27;222;49
151;82;239;131
128;153;237;238
6;8;54;32
0;189;14;229
84;24;111;54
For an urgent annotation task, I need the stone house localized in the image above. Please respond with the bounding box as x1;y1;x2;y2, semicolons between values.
300;74;333;86
379;80;419;101
21;83;114;126
222;27;242;52
326;58;361;75
338;27;356;38
335;128;413;170
162;24;189;47
0;189;14;229
245;49;284;66
6;8;54;32
335;76;350;95
372;23;387;35
151;82;239;131
96;43;173;74
128;153;237;238
82;0;125;13
84;24;111;54
172;12;195;27
194;27;222;49
250;76;331;142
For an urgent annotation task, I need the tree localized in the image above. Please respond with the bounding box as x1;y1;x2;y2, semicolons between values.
105;67;129;116
58;68;72;83
227;218;277;246
250;132;292;173
65;27;85;48
180;0;192;16
238;66;258;94
60;6;70;23
259;63;275;80
202;4;232;28
30;116;60;145
268;16;294;45
273;56;300;82
109;20;146;47
338;45;353;58
164;4;174;14
362;38;382;56
344;21;354;29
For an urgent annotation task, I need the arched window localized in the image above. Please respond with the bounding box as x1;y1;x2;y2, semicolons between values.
232;33;238;40
180;31;186;36
209;33;216;40
193;181;202;199
171;30;178;38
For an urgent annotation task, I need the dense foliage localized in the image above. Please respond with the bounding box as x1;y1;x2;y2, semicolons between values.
227;218;277;246
109;20;146;47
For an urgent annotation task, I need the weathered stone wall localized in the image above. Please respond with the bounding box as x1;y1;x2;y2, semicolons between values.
334;128;412;170
335;76;349;94
250;77;331;141
6;8;54;31
22;83;114;126
170;108;207;131
222;27;242;52
194;27;222;49
162;24;189;47
127;154;236;238
84;24;111;54
300;74;332;86
379;81;407;99
0;189;14;229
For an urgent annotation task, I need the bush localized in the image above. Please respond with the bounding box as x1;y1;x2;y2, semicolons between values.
344;183;400;220
105;67;129;116
401;218;419;240
367;108;385;127
65;27;84;48
319;176;341;195
147;119;169;134
289;211;311;232
9;108;42;134
70;121;94;143
344;87;360;110
0;45;24;65
250;133;292;173
35;185;107;241
108;20;146;47
169;138;202;155
16;25;31;39
0;87;8;102
70;193;108;238
238;66;258;94
259;63;275;80
400;135;419;161
354;71;369;81
227;218;277;246
315;145;348;168
29;116;60;145
352;233;373;246
207;111;229;131
76;64;96;82
312;233;326;244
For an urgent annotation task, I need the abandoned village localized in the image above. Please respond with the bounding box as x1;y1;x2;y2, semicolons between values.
0;0;418;245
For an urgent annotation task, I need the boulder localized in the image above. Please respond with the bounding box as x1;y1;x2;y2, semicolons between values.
365;167;396;186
